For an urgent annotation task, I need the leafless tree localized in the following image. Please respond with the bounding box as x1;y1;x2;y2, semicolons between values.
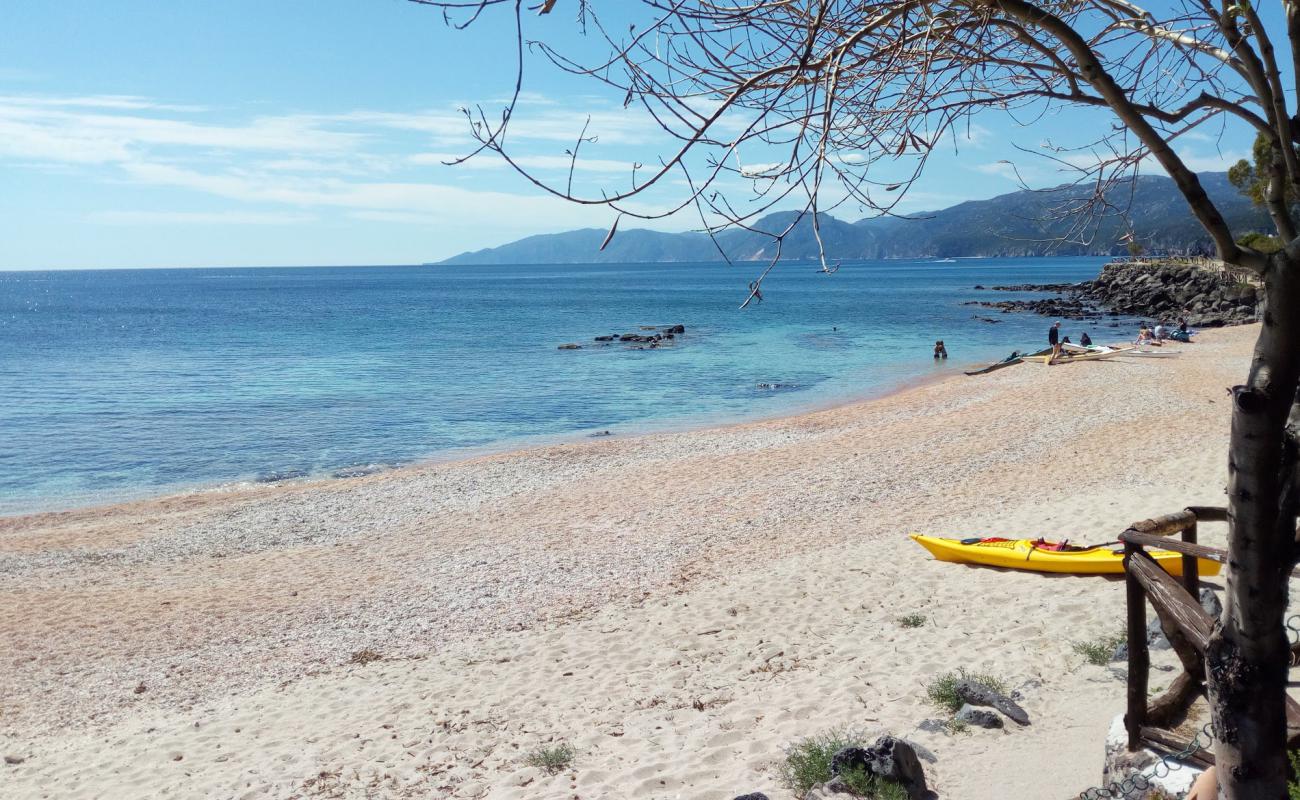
411;1;1300;795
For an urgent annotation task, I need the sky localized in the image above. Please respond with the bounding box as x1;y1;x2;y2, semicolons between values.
0;0;1256;269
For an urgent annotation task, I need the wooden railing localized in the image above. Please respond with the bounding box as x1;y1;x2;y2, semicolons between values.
1120;506;1300;759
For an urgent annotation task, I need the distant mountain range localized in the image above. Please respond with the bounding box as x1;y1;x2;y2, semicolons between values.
440;172;1271;264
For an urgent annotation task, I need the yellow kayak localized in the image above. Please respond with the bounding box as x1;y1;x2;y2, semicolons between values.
910;534;1221;576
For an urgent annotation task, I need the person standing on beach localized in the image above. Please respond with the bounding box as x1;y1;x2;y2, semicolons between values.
1047;321;1062;364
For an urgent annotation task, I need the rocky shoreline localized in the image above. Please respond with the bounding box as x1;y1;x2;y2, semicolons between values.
967;260;1260;327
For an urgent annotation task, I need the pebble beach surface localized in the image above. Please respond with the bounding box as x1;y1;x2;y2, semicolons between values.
1;326;1254;798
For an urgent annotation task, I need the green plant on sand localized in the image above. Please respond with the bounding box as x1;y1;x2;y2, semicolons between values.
925;668;1008;714
897;613;927;629
778;729;907;799
942;718;969;736
525;743;576;775
1072;632;1126;667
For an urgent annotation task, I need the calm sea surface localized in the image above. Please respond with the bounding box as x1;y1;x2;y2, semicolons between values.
0;257;1114;515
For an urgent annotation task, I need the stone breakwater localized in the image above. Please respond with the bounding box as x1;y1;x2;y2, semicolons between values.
1087;261;1258;326
967;260;1260;327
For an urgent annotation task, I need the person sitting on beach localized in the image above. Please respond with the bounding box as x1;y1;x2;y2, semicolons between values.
933;340;948;359
1153;321;1166;340
1136;325;1152;344
1080;331;1092;347
1178;317;1188;333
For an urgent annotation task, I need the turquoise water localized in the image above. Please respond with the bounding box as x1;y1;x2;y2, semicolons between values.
0;257;1112;515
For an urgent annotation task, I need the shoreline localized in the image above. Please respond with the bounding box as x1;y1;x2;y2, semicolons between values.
0;324;1254;799
0;355;976;522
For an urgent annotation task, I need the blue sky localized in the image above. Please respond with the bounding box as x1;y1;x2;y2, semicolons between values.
0;1;1254;269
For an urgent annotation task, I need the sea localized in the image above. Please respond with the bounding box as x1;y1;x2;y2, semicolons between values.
0;257;1116;516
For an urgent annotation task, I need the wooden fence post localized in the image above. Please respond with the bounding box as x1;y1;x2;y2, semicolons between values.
1124;539;1149;750
1181;516;1200;598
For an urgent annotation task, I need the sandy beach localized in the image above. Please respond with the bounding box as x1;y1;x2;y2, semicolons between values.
0;325;1254;799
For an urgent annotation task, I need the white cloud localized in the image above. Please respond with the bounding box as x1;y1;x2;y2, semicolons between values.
0;91;691;251
116;160;624;227
0;94;204;112
409;152;638;174
349;210;439;224
1174;148;1246;173
88;210;316;225
955;122;993;148
0;99;365;165
970;161;1022;181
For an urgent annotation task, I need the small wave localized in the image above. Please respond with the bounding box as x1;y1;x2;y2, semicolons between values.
254;468;309;484
331;463;395;479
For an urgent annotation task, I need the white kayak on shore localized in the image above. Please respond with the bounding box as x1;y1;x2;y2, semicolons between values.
1063;343;1180;359
1118;348;1181;358
1022;344;1133;364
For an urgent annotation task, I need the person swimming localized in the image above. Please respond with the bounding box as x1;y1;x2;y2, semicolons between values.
933;340;948;359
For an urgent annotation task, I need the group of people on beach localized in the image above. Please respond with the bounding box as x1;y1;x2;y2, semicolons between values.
939;315;1189;364
1137;317;1189;345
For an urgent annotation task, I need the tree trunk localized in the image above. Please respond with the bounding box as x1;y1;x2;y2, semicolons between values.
1208;254;1300;798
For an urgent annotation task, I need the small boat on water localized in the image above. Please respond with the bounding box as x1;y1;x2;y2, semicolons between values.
910;534;1221;576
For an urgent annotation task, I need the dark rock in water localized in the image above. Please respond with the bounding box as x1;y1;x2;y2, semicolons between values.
666;324;686;334
557;343;583;350
732;794;770;800
953;679;1030;725
970;260;1260;327
594;335;615;342
955;704;1004;729
989;282;1082;292
973;285;986;290
256;469;307;483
